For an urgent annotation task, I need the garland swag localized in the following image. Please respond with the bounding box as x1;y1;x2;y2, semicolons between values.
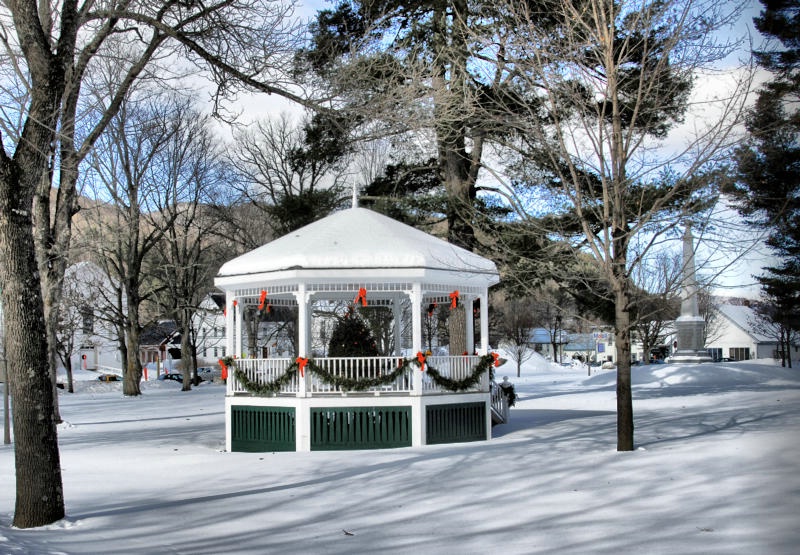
223;353;497;396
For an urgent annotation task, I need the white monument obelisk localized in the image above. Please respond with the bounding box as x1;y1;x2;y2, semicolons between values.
671;225;712;363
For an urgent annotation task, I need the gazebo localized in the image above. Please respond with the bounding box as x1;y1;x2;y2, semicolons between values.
214;207;502;452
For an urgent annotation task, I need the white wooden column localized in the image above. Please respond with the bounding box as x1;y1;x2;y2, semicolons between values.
479;290;489;355
409;282;424;447
294;284;312;398
393;294;403;356
234;298;243;358
225;290;235;358
295;284;311;358
294;284;313;451
465;294;475;355
410;283;423;391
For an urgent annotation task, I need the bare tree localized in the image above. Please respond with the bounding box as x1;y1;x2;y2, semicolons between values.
227;113;349;237
150;100;229;390
698;288;724;347
498;297;537;377
0;0;310;527
84;94;217;396
482;0;753;451
54;272;84;394
629;251;682;363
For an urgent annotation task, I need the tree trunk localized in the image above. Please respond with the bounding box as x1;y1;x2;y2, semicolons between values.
0;202;65;527
431;0;480;252
448;305;467;355
180;316;193;391
65;358;74;394
612;248;634;452
123;296;143;396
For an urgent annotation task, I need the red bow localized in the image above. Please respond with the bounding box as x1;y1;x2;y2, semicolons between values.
296;357;309;377
492;352;500;367
354;287;367;307
258;290;268;310
449;290;459;309
218;359;228;380
416;351;426;372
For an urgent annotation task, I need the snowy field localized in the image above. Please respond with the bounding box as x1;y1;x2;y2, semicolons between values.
1;354;798;554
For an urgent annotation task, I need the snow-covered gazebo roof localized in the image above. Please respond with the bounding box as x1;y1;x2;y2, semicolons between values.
215;207;499;290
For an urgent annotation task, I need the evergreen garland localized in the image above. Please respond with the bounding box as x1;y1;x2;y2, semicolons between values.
225;353;497;395
424;353;496;392
310;358;413;391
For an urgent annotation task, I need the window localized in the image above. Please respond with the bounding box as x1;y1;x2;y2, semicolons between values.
80;307;94;335
729;347;750;361
708;348;722;362
213;347;218;357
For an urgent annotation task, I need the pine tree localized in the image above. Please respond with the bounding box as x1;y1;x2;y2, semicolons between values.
730;0;800;348
328;310;380;357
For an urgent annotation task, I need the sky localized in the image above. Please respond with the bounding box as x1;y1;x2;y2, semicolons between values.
1;351;798;554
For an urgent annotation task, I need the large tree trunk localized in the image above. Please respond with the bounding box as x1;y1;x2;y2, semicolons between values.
0;198;65;527
612;241;634;452
123;296;143;396
448;305;467;356
432;0;481;252
180;315;194;391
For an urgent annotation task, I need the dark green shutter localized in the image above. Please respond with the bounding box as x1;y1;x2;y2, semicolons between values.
426;402;487;445
311;407;411;450
231;406;296;452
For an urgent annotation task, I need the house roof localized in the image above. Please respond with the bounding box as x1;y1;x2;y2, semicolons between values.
716;303;774;343
215;207;499;290
139;320;179;347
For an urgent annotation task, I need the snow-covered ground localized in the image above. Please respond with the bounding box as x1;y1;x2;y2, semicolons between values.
1;353;798;554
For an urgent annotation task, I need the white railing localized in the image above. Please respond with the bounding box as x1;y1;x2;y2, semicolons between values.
311;357;412;394
230;358;301;395
423;355;488;394
229;355;487;396
490;380;510;424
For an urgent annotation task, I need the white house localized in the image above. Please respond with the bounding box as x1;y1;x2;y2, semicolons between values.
61;261;124;374
193;292;228;361
706;302;799;362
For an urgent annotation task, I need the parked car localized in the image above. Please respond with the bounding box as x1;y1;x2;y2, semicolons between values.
196;366;221;381
97;374;119;382
158;373;184;383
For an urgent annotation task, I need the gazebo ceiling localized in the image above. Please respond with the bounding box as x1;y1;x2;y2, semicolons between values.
215;207;499;289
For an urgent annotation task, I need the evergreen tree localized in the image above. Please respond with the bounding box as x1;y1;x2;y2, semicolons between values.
729;0;800;344
328;310;380;357
296;0;534;250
